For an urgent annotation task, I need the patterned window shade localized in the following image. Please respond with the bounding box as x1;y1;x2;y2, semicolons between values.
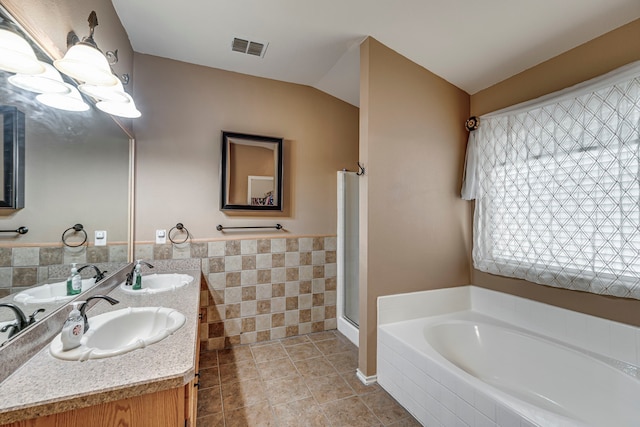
466;62;640;299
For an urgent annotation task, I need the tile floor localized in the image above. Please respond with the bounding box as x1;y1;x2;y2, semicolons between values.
196;330;421;427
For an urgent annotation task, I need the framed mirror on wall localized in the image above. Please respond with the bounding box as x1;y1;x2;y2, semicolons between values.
220;131;283;211
0;106;24;209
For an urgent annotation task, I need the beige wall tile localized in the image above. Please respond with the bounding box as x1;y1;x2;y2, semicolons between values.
272;253;285;267
312;251;325;266
271;239;285;253
286;268;299;281
241;270;257;285
256;254;272;269
256;284;272;300
226;272;241;287
225;287;242;304
298;294;312;309
311;307;325;322
270;327;286;340
241;239;257;255
285;252;300;267
225;255;242;271
271;297;285;313
242;286;256;301
241;300;257;317
284;310;299;326
208;241;225;256
272;267;285;282
257;269;271;284
285;282;299;296
324;237;337;251
224;318;241;336
271;313;285;327
272;283;285;297
299;266;313;281
257;239;271;254
241;331;257;345
225;240;240;256
242;255;256;270
257;300;271;315
256;314;271;331
312;279;325;294
208;272;225;289
286;238;299;252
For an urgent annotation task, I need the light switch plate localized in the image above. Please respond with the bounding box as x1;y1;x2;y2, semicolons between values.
156;229;167;244
94;230;107;246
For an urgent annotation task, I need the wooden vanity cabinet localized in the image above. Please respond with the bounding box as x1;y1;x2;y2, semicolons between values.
2;387;185;427
185;336;201;426
3;320;201;427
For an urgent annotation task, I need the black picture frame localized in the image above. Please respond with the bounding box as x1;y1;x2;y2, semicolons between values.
220;131;283;211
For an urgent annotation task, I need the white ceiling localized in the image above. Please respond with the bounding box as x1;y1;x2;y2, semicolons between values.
112;0;640;107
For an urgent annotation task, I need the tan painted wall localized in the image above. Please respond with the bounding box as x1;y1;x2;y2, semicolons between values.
470;19;640;326
359;38;471;376
132;54;359;240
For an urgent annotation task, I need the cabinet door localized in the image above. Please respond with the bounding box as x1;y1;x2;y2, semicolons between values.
185;332;201;426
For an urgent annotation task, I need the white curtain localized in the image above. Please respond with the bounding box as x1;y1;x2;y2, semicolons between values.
463;61;640;299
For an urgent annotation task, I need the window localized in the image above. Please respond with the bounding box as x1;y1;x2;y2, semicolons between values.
464;62;640;299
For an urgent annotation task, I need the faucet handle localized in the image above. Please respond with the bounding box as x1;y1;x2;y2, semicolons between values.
28;308;45;325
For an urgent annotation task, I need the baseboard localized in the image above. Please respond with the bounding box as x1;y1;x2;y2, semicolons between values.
356;369;377;385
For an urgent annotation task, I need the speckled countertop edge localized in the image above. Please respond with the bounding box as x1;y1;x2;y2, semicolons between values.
0;267;201;425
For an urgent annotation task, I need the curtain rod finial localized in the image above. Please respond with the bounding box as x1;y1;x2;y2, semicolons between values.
465;116;479;131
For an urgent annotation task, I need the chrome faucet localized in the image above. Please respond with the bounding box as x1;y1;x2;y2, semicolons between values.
78;264;107;283
125;261;154;286
0;304;45;339
78;295;119;332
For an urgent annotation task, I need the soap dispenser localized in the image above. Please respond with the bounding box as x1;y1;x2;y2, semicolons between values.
66;263;82;296
132;260;143;290
61;302;84;351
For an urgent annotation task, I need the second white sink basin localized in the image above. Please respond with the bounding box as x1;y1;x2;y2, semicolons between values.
14;278;97;306
119;273;194;295
49;306;186;361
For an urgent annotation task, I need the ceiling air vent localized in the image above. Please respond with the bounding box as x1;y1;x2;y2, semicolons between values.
231;37;268;58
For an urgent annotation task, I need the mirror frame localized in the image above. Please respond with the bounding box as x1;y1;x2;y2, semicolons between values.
220;131;283;211
0;106;25;209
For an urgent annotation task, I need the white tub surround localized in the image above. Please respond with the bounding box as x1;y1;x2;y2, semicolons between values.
377;286;640;427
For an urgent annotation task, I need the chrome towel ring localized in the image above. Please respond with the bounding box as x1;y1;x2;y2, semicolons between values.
169;223;190;245
62;223;87;247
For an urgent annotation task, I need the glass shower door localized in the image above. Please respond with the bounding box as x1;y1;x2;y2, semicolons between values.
342;172;359;327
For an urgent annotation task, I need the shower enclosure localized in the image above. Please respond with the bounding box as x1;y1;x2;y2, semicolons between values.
337;170;359;346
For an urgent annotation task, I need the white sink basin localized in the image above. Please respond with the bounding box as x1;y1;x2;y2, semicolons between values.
119;273;194;295
49;306;186;361
14;278;97;306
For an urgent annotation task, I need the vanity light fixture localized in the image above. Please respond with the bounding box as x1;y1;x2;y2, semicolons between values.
8;62;71;94
79;79;129;103
36;85;90;112
96;92;141;118
53;11;120;87
0;25;45;75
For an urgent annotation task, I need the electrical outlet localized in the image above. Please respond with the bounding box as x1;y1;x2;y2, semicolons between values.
95;230;107;246
156;229;166;244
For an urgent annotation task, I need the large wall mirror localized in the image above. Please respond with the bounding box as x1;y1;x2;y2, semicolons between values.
0;6;132;346
220;131;283;211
